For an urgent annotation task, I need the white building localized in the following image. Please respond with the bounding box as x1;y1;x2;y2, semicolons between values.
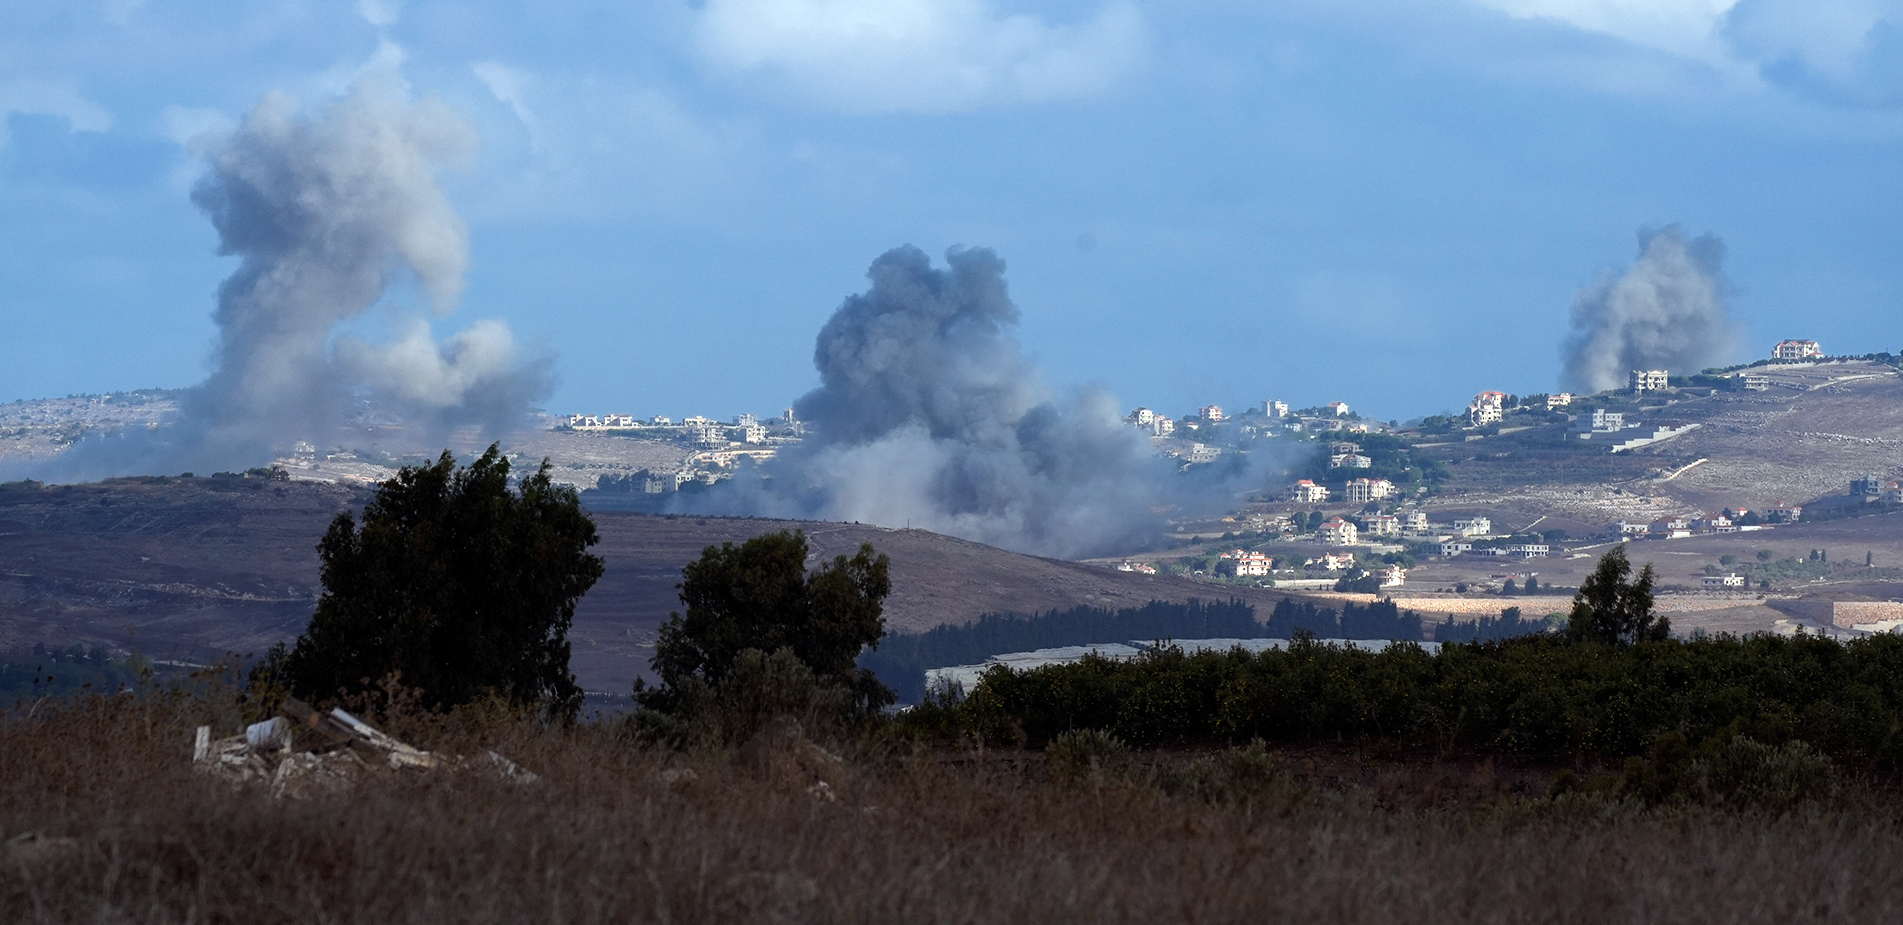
1343;478;1396;504
1291;480;1329;503
1126;407;1155;427
1401;510;1430;532
1222;549;1273;577
1200;405;1224;423
690;424;726;447
1379;565;1406;588
1577;408;1627;436
1318;517;1358;545
1468;391;1506;426
1774;339;1822;360
1453;517;1491;537
739;423;768;444
1702;574;1746;589
1326;401;1351;417
1546;393;1573;410
1266;400;1289;418
1439;541;1474;557
1630;369;1669;393
1362;514;1400;537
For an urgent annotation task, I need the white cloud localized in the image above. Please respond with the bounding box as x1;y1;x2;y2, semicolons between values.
1470;0;1739;60
693;0;1147;112
1722;0;1903;103
472;61;544;152
0;77;113;146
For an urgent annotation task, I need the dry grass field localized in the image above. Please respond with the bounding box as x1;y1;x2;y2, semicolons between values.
7;695;1903;924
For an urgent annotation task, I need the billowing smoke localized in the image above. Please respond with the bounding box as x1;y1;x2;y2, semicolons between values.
700;245;1173;559
28;74;550;481
1560;225;1740;393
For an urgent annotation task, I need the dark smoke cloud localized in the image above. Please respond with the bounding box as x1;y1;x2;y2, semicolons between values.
21;73;550;482
1560;225;1740;394
697;245;1174;559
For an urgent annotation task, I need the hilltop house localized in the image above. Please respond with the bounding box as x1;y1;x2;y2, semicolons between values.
1468;391;1506;426
1326;401;1351;416
1774;339;1822;360
1199;405;1224;423
1546;393;1573;410
1630;369;1669;393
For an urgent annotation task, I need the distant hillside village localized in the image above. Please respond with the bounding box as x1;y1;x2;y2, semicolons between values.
550;336;1903;599
1100;338;1903;596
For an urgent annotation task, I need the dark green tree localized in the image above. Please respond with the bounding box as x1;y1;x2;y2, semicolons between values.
1566;545;1668;645
264;445;602;719
638;529;892;716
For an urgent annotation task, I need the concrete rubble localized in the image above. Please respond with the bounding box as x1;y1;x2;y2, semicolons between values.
192;698;537;798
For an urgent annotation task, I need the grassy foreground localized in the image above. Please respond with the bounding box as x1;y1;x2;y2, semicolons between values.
7;695;1903;923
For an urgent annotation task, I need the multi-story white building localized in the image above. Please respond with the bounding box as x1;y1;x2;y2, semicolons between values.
1222;549;1273;577
1266;400;1289;418
1379;565;1406;587
1362;514;1400;537
1774;339;1822;360
1291;479;1329;502
1326;401;1352;417
1343;478;1397;504
1468;391;1506;426
1199;405;1224;423
1452;517;1491;537
690;424;725;448
1126;407;1155;426
1401;511;1430;533
1319;517;1359;546
1546;393;1573;409
739;423;768;444
1577;408;1627;436
1630;369;1669;393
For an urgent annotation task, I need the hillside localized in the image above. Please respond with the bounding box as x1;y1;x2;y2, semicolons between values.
1414;361;1903;530
0;477;1294;695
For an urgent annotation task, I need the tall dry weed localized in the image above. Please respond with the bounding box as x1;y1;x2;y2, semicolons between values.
6;694;1903;923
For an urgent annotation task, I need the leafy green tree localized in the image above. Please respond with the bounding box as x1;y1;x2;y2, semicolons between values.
263;445;602;719
638;529;893;717
1567;545;1668;645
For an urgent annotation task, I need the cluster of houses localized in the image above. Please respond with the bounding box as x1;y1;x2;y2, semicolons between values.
1123;398;1367;439
1289;474;1398;504
1612;508;1793;540
1210;548;1407;587
566;410;797;448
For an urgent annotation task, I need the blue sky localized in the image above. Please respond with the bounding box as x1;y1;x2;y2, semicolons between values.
4;0;1901;423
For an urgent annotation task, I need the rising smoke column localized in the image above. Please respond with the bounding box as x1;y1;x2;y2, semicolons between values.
709;245;1169;559
33;73;550;481
1560;225;1740;393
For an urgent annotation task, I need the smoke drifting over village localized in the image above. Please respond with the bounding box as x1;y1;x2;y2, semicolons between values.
1560;226;1741;394
697;245;1174;559
14;75;550;482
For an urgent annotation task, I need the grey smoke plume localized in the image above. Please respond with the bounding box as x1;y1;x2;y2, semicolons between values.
702;245;1171;559
28;74;550;481
1560;225;1740;393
